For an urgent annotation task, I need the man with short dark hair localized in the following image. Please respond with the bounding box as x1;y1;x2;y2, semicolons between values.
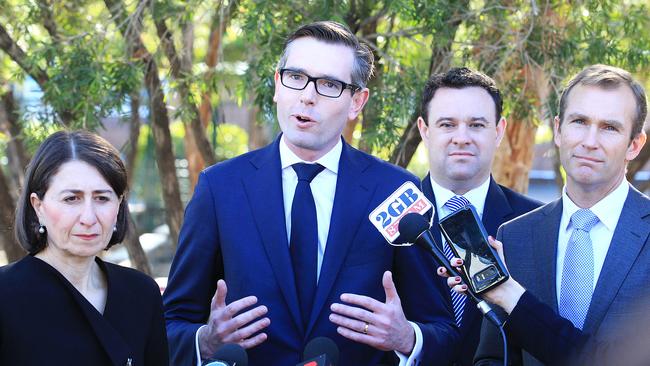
473;64;650;365
163;21;457;366
417;67;541;366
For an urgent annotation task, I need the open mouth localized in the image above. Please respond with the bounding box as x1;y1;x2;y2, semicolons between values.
293;114;315;123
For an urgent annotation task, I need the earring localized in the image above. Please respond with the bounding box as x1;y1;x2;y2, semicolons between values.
38;224;46;234
113;225;117;232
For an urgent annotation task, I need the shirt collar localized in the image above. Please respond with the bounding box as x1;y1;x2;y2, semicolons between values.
279;135;341;174
561;179;629;232
429;175;491;217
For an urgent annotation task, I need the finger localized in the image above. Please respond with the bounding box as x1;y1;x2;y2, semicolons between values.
221;296;260;320
338;293;383;312
382;271;400;303
452;284;468;294
329;313;369;334
211;279;228;310
446;276;462;288
437;266;450;278
452;258;463;267
239;332;268;349
488;236;506;263
225;305;269;333
330;302;378;324
336;326;378;348
228;316;271;342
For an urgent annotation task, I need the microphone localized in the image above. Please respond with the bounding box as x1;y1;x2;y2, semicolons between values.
396;212;504;327
204;343;248;366
296;337;339;366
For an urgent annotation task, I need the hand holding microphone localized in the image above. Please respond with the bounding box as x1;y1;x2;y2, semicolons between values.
438;236;525;314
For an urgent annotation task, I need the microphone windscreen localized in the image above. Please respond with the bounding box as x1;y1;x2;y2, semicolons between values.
397;213;430;243
303;337;339;365
210;343;248;366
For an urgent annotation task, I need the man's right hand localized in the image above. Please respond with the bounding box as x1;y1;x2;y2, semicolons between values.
198;279;271;360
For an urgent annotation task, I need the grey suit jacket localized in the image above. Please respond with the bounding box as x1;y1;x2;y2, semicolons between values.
475;185;650;366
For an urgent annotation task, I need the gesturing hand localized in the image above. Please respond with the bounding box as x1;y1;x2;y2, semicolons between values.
329;271;415;355
198;279;271;360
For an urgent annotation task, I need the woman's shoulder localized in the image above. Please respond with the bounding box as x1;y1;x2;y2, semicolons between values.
0;256;37;281
99;259;162;297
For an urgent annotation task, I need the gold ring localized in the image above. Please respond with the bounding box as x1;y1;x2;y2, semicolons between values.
363;322;369;335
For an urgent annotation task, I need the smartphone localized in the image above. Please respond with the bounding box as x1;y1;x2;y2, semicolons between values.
438;205;509;294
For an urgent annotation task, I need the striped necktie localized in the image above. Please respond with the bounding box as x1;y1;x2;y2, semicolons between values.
443;195;471;326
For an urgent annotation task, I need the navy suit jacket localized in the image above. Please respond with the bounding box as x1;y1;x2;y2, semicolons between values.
421;174;541;366
164;137;458;366
475;186;650;366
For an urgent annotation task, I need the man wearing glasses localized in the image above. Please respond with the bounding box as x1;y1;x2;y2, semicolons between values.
164;21;457;366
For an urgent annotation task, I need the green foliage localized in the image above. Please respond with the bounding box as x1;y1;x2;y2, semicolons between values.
41;38;141;127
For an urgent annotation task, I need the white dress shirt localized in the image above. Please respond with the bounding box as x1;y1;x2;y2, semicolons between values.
555;179;630;301
429;175;491;237
279;135;339;281
196;137;421;365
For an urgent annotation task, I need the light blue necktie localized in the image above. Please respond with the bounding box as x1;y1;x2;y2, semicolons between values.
559;208;599;330
443;195;470;326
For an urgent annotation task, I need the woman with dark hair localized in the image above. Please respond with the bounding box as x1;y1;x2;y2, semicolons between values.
0;130;168;365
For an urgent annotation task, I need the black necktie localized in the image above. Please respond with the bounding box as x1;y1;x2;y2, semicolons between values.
290;163;325;328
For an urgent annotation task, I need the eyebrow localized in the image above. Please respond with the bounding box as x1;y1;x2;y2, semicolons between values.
434;116;490;124
283;67;346;83
59;189;115;195
566;113;624;128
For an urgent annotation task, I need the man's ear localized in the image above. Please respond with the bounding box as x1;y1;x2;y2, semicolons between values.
417;116;429;144
273;70;280;103
495;117;507;146
553;116;561;148
626;130;647;162
348;88;370;120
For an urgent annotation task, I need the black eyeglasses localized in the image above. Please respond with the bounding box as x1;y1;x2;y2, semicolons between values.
279;68;361;98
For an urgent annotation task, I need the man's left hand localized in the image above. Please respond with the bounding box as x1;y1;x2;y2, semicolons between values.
329;271;415;354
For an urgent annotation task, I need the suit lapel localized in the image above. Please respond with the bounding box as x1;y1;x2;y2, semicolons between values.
584;187;650;333
530;199;562;311
306;142;375;336
421;173;443;246
482;178;514;236
242;137;303;332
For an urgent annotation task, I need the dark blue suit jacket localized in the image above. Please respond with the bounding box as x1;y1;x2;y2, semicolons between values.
164;137;458;366
475;186;650;366
421;174;541;366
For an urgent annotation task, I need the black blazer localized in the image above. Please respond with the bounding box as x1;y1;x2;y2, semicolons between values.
0;255;168;366
421;174;541;366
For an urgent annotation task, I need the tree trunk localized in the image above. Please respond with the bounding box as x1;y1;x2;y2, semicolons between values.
153;16;216;173
0;168;25;263
0;89;28;197
144;61;183;247
492;120;537;193
125;93;141;189
123;214;152;275
389;0;469;167
104;0;183;246
120;92;151;274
